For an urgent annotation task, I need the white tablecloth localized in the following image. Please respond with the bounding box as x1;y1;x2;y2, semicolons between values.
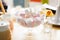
12;23;44;40
12;23;60;40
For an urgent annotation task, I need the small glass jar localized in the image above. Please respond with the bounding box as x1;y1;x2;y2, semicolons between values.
0;21;11;40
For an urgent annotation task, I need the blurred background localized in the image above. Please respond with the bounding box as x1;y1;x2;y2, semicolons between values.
0;0;60;40
4;0;58;7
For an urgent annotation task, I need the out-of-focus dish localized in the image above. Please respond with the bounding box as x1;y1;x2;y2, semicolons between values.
15;9;43;27
15;7;54;27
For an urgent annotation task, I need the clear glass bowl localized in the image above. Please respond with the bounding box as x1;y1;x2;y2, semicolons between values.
15;9;46;28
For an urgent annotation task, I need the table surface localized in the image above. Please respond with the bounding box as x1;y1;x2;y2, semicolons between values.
12;23;60;40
